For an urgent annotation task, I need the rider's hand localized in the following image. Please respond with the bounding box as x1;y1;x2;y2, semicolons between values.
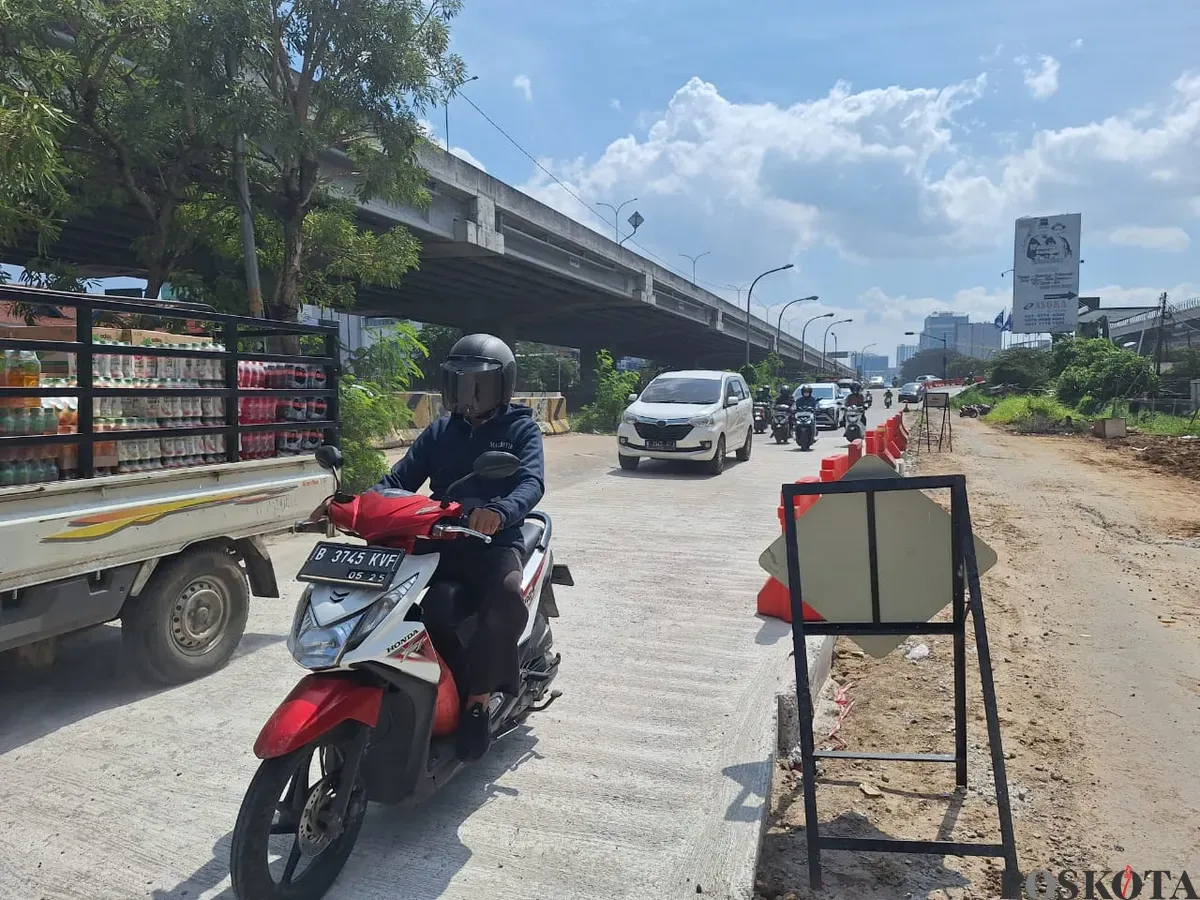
308;497;331;522
467;507;504;536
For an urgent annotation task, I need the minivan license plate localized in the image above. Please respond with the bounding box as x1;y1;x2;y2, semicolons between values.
645;439;675;451
297;542;405;587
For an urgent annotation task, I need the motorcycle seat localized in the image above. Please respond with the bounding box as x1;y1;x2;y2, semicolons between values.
519;519;545;565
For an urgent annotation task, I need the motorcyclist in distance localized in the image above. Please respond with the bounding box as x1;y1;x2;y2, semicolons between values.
844;381;868;425
756;384;772;404
775;383;794;408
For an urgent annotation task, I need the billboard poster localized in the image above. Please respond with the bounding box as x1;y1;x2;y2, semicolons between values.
1011;214;1081;334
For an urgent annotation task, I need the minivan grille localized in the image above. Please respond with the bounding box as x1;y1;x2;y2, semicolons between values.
634;422;693;442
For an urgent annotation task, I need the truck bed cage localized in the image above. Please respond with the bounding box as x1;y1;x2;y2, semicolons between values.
0;286;341;479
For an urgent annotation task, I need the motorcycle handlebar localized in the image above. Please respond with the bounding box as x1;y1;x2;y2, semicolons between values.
430;521;493;544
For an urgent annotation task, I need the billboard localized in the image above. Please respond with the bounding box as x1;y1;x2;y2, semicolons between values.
1011;214;1081;334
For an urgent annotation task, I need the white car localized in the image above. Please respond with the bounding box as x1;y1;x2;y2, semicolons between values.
793;382;845;429
868;376;885;388
916;374;941;383
617;370;753;474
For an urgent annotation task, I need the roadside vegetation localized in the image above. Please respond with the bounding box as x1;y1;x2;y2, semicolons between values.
950;338;1198;436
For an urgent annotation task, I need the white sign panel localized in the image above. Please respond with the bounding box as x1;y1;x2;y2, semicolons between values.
1011;214;1081;334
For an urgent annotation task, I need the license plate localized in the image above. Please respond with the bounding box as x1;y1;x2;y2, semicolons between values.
645;439;676;451
297;542;405;587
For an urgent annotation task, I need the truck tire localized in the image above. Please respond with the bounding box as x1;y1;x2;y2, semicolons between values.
122;548;250;685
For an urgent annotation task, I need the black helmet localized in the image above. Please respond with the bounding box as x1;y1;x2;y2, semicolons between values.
440;333;516;418
851;382;862;393
800;384;812;394
779;384;790;394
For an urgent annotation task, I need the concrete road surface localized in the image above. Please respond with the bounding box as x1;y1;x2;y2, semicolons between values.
0;429;837;900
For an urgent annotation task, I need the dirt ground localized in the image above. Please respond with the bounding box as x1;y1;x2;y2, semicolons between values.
1089;432;1200;482
755;415;1200;899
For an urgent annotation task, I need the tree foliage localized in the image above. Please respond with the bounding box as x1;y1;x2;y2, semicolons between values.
1051;338;1158;413
900;347;956;382
515;343;579;392
985;347;1051;389
574;349;640;433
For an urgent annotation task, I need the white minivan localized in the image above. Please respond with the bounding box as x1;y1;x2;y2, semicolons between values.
617;370;753;474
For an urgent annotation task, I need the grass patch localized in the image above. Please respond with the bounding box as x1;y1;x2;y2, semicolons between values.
1128;411;1200;437
951;385;989;408
984;395;1085;433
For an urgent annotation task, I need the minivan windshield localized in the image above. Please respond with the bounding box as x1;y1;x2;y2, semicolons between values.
795;383;836;401
639;377;723;404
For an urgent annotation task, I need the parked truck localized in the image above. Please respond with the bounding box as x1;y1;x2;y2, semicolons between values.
0;286;339;683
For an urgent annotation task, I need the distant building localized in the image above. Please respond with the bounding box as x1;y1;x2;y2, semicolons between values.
896;343;919;365
858;352;889;378
953;322;1001;359
922;312;969;351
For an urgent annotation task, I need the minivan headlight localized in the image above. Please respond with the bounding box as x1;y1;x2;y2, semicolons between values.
622;411;638;425
689;414;715;427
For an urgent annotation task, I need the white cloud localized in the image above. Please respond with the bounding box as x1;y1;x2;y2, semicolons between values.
1021;55;1060;100
609;98;622;111
1108;225;1191;252
1071;38;1084;50
516;72;1200;354
513;74;533;102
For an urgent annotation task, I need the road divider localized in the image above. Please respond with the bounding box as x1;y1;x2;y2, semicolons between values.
756;413;908;625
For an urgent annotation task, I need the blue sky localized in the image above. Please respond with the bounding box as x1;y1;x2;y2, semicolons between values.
435;0;1200;363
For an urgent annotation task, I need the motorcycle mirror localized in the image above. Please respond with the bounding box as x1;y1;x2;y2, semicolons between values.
473;450;521;480
315;445;344;471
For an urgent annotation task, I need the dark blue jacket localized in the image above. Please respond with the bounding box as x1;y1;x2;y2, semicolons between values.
373;404;545;550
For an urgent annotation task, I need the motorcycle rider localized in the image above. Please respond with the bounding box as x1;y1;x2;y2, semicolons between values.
332;333;545;761
844;381;868;425
795;384;819;411
756;384;772;404
883;387;893;407
775;383;795;408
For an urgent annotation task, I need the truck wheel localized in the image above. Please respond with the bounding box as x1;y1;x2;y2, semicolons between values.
122;548;249;685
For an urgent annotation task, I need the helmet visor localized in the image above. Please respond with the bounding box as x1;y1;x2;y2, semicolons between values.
441;356;504;416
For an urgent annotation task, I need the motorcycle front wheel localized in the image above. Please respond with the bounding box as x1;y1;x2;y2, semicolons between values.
230;724;369;900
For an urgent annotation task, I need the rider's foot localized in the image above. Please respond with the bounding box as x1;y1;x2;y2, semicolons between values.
457;702;491;761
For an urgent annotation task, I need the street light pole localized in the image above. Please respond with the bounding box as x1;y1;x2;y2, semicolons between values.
744;263;795;366
597;197;638;243
822;317;853;373
800;312;834;375
774;295;818;353
857;342;877;381
905;330;948;379
445;74;479;150
679;250;711;284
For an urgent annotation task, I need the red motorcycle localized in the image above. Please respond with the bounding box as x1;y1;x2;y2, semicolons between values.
229;446;571;900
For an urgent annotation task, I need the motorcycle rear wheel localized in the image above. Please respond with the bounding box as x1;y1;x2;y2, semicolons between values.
230;725;368;900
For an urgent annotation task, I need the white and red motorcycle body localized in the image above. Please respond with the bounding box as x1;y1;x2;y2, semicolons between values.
230;453;569;900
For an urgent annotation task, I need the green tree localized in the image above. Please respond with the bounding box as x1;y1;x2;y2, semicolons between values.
413;323;463;386
516;343;579;392
346;322;427;390
0;0;233;296
1053;339;1158;412
946;355;986;380
228;0;465;323
900;347;958;382
574;349;640;433
0;88;70;248
985;347;1051;389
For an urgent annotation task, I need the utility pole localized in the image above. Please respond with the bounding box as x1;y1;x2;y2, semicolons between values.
1155;291;1169;378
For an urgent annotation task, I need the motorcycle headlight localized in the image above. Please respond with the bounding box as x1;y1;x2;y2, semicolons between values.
287;603;366;670
344;574;420;654
622;411;638;425
689;415;715;427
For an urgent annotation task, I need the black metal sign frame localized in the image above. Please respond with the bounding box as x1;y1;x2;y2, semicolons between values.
781;473;1021;897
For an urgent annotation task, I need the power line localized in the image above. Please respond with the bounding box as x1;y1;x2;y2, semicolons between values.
456;90;742;299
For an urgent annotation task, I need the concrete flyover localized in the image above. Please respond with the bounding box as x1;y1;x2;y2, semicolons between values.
1;144;850;374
